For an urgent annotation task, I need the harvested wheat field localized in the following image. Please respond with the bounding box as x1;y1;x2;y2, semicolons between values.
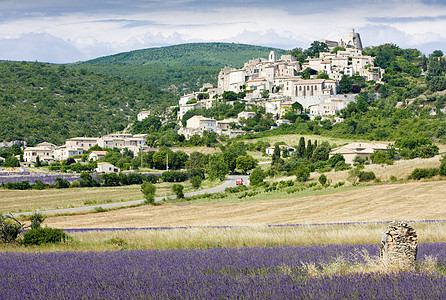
45;180;446;229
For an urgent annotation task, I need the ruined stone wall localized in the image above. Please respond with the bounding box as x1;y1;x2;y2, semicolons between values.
380;222;418;270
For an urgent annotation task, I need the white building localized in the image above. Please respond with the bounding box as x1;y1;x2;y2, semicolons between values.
24;144;56;164
137;111;151;122
53;145;83;161
65;137;99;151
95;162;120;173
88;151;108;161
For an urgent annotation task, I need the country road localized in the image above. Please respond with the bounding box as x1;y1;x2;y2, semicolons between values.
16;175;249;216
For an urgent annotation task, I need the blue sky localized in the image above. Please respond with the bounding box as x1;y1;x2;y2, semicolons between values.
1;0;446;63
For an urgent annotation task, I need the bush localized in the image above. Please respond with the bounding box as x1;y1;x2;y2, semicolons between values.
408;168;439;180
161;170;188;182
22;227;69;245
358;171;376;182
249;167;266;186
190;176;202;189
55;177;70;189
225;185;248;193
0;214;26;243
295;166;310;182
172;184;185;199
318;174;327;186
333;181;345;188
141;182;156;204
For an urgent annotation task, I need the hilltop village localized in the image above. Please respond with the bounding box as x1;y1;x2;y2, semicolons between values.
176;30;384;139
2;30;388;169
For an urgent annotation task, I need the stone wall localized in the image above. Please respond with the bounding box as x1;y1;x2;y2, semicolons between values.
380;222;418;270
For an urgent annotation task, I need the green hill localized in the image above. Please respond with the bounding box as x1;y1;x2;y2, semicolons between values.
77;43;288;94
0;61;177;145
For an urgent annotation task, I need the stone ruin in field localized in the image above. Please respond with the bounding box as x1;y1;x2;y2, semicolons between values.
380;222;418;270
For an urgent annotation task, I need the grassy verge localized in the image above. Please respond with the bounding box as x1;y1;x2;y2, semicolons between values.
1;221;446;252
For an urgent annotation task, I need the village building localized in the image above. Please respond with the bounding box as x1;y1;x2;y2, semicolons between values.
65;137;99;151
95;162;120;173
237;111;256;120
265;145;296;155
24;143;56;164
97;133;147;154
329;142;389;164
137;111;151;122
88;151;108;161
53;145;84;161
308;97;353;117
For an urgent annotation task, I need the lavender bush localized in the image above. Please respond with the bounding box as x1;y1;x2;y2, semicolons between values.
1;243;446;299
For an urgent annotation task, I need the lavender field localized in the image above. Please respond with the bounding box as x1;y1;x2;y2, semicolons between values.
1;243;446;299
0;171;80;184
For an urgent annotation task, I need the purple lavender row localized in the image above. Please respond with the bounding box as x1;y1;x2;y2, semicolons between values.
62;219;446;233
1;243;445;299
0;174;80;184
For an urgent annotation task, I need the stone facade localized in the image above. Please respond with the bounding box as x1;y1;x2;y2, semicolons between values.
380;222;418;270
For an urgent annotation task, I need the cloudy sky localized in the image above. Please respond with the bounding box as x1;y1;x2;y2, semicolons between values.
1;0;446;63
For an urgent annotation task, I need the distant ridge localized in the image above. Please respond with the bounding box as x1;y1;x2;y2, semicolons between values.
83;42;288;68
76;43;288;93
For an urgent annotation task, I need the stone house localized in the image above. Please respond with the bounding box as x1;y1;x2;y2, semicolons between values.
53;145;83;161
329;142;389;164
95;162;120;173
65;137;99;151
88;151;108;161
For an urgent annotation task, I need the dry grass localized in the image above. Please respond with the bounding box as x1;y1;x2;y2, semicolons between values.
252;134;380;148
2;221;446;252
0;179;221;213
323;156;442;185
43;180;446;229
0;185;144;213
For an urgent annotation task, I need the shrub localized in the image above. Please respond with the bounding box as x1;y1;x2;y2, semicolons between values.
318;174;327;186
172;184;185;199
249;167;266;186
295;166;310;182
408;168;439;180
161;170;188;182
0;214;25;243
55;177;70;189
358;171;376;182
29;213;46;230
141;182;156;204
22;227;69;245
333;181;345;188
225;185;248;193
190;176;202;189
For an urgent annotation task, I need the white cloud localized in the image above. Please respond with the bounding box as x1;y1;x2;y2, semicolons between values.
1;0;446;62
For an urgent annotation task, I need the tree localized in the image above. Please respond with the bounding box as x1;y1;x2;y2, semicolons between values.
291;101;303;113
223;151;238;173
296;137;306;158
339;75;352;94
306;41;329;58
261;89;270;99
236;155;258;174
172;184;184;199
190;175;202;189
222;91;237;101
206;153;228;181
4;156;19;168
141;182;156;204
249;167;266;186
271;145;281;165
295;165;310;182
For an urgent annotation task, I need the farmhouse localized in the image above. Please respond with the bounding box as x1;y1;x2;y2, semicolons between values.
265;145;296;155
88;151;108;161
23;143;57;164
329;142;389;164
95;162;120;173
